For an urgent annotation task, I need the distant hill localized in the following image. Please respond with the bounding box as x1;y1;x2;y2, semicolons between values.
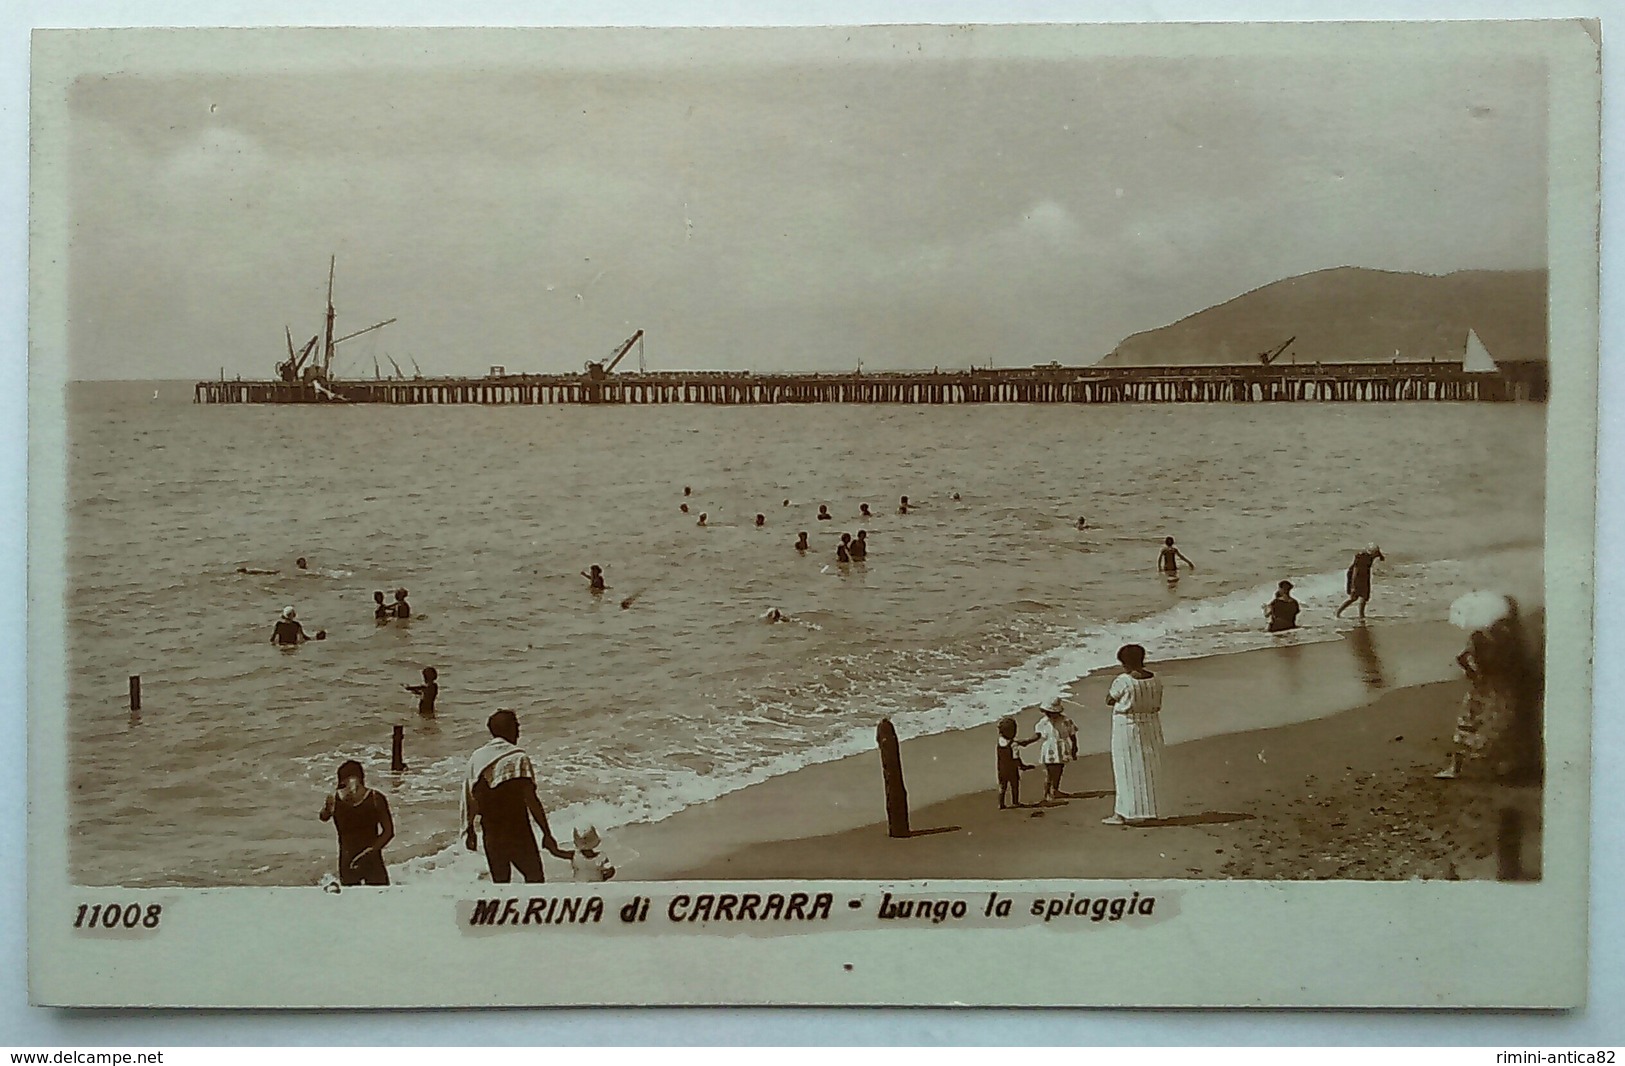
1100;267;1547;367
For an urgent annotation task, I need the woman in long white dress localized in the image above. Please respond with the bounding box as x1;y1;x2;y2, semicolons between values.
1104;643;1167;825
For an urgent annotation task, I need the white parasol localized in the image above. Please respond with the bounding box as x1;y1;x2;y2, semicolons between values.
1449;590;1513;631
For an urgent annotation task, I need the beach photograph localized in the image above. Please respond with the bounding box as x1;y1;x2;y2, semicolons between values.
44;24;1559;897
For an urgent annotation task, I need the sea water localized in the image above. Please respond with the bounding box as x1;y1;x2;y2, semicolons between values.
62;383;1545;886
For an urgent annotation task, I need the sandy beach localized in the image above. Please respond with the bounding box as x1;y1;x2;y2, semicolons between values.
612;617;1542;882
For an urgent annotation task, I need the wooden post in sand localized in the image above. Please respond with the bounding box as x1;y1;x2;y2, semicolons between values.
391;725;406;772
876;718;910;838
128;675;141;712
1496;806;1528;881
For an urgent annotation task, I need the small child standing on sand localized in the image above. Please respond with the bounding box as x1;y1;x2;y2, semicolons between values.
1034;699;1080;803
570;826;616;882
996;716;1038;809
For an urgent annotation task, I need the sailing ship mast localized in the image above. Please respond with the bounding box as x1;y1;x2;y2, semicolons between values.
308;256;396;381
323;256;337;377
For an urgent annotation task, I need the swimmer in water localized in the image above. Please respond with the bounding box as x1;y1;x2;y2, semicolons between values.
405;666;439;714
761;607;786;623
581;565;606;592
373;591;391;622
296;557;309;571
952;492;961;501
392;589;411;619
836;542;851;565
840;532;853;553
795;531;810;553
817;505;832;521
859;503;872;519
272;606;319;645
1158;537;1195;580
898;495;910;514
680;503;689;514
851;530;868;560
697;513;708;527
684;486;692;497
782;499;791;507
755;514;766;528
1077;517;1088;530
237;566;279;575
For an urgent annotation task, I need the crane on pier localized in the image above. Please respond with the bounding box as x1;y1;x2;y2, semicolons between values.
583;329;645;380
1257;336;1297;366
277;327;322;383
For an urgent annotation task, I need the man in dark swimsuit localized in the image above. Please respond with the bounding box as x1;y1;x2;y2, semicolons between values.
1157;537;1194;580
319;760;394;886
850;530;868;560
1335;544;1385;618
392;589;411;618
462;710;571;884
272;606;309;645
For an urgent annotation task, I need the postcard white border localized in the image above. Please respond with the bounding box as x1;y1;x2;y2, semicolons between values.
6;4;1618;1040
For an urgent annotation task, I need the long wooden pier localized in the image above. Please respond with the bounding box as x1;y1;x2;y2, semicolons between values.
195;360;1548;406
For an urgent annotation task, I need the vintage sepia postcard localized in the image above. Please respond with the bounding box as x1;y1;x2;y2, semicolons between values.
27;20;1599;1008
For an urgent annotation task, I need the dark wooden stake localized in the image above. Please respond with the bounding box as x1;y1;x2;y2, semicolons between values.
876;717;910;838
1496;806;1527;881
128;675;141;712
391;725;406;772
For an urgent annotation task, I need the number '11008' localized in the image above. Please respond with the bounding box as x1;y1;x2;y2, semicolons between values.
74;903;162;929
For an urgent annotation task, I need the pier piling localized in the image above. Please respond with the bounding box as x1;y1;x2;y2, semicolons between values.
128;675;141;712
391;725;406;772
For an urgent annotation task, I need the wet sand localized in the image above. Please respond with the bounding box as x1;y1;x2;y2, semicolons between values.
613;618;1542;882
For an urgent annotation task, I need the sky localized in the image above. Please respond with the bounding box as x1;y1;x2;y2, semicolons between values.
54;26;1549;380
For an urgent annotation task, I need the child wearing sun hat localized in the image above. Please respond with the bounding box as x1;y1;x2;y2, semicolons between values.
570;826;616;882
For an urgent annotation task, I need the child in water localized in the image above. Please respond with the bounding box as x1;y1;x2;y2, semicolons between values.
1264;581;1301;632
996;716;1038;809
405;666;438;715
795;531;810;553
570;826;616;882
373;591;391;622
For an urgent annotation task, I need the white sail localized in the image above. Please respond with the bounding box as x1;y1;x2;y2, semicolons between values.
1463;329;1498;373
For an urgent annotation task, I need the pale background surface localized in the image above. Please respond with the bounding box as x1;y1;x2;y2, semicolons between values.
3;0;1622;1044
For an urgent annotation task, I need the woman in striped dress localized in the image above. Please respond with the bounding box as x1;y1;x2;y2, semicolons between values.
1103;644;1167;825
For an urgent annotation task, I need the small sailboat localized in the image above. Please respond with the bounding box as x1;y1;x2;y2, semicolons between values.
1463;329;1499;373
